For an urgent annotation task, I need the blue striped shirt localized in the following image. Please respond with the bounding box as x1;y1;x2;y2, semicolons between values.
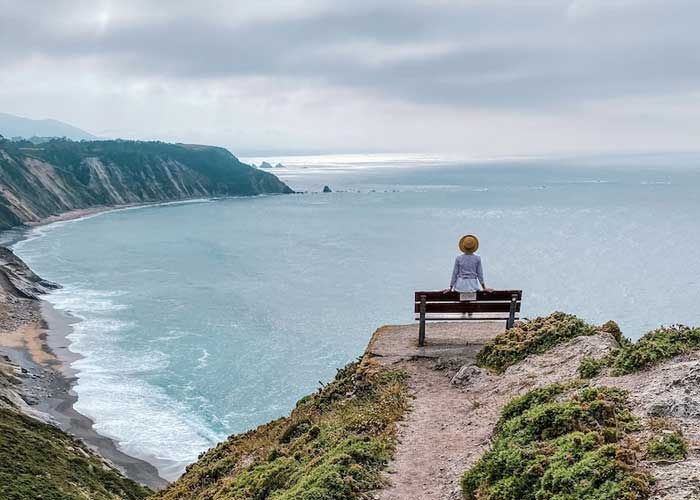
450;253;484;288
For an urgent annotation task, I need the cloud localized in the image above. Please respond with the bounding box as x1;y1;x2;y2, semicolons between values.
1;0;699;155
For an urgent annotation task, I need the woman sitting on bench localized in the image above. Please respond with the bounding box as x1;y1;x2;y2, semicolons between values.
446;234;493;293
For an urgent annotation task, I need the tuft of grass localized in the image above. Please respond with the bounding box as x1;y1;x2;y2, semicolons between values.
647;431;688;461
611;325;700;375
155;360;410;500
461;385;651;500
0;408;151;500
578;356;605;379
476;312;599;373
497;382;576;431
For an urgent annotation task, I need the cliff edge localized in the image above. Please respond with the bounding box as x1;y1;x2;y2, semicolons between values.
156;315;700;500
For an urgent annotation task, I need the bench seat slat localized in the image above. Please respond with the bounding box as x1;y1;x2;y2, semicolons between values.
415;302;521;314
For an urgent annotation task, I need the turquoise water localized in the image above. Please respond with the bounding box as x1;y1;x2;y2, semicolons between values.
12;154;700;479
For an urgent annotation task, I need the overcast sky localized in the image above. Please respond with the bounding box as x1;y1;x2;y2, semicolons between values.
1;0;699;156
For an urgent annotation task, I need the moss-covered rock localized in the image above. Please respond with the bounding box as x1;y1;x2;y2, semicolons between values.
462;385;651;500
476;312;599;373
0;408;151;500
154;360;410;500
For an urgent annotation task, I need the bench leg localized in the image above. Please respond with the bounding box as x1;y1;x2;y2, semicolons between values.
506;294;517;330
418;294;426;346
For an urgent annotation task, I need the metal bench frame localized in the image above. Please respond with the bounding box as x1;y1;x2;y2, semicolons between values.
414;290;523;347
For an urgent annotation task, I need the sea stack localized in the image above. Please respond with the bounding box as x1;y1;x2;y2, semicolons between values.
322;185;332;193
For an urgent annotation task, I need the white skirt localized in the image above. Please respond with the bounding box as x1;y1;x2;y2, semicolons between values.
454;278;482;292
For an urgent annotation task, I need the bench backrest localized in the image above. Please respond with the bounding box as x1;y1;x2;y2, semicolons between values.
414;290;522;321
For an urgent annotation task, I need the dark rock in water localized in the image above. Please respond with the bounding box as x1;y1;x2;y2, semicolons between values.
322;185;332;193
259;161;285;169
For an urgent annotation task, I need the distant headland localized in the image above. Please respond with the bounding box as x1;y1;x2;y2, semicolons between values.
0;137;294;230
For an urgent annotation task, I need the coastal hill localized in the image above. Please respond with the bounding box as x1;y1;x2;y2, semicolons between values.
0;138;293;230
0;111;98;141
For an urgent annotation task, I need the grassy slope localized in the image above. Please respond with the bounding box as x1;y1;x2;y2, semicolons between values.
0;407;152;500
154;360;410;500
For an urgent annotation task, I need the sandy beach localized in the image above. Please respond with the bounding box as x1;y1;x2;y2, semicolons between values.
0;204;171;491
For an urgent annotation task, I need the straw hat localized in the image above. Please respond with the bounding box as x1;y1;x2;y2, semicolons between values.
459;234;479;254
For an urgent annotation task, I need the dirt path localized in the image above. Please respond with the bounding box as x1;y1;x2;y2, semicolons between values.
377;360;497;500
370;323;621;500
367;322;505;500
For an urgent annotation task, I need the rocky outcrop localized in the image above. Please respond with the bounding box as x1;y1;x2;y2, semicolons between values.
0;246;54;336
0;246;60;299
257;161;285;169
0;138;294;230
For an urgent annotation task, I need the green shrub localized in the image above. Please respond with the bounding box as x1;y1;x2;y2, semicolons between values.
0;408;151;500
578;356;605;379
647;431;688;461
462;385;651;500
476;312;599;373
497;383;576;431
612;325;700;375
155;361;410;500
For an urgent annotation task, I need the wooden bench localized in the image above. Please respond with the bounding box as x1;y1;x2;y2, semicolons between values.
414;290;523;346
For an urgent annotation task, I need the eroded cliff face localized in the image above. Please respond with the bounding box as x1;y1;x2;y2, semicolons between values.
0;138;293;229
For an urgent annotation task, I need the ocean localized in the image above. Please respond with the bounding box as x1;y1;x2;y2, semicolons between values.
12;153;700;479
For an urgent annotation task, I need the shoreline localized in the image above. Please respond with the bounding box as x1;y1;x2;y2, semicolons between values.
0;202;189;490
37;301;170;489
